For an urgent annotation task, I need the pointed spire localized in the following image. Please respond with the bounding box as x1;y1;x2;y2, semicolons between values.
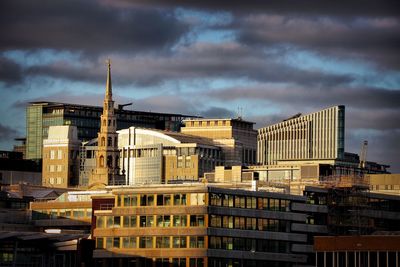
105;59;112;99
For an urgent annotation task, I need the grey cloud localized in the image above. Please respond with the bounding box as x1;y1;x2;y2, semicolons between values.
207;85;400;111
0;123;18;140
22;42;353;87
346;129;400;173
0;0;188;56
106;0;400;17
200;107;234;118
234;15;400;69
346;108;400;130
0;57;23;84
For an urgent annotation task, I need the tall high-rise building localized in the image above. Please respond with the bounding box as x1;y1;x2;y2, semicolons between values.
89;61;123;187
257;106;345;165
26;103;197;161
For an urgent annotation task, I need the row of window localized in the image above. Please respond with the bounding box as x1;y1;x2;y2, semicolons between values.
210;215;287;232
96;236;205;249
96;215;205;228
209;193;290;211
32;208;92;220
116;193;205;207
209;236;289;253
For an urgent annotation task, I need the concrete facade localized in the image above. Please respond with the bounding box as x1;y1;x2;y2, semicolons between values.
42;125;80;188
181;118;257;167
258;106;345;165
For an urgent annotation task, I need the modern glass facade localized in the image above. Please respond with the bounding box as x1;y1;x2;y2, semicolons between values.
26;102;197;160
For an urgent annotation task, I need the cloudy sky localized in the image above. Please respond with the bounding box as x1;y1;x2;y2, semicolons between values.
1;0;399;172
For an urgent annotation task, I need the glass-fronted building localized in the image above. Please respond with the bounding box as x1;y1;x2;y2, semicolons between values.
26;102;197;160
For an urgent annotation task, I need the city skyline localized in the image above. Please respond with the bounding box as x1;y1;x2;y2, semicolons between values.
0;1;399;172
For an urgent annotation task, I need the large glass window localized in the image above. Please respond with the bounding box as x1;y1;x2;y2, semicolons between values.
172;215;187;227
123;216;137;228
122;237;136;248
156;215;171;227
190;215;205;227
172;236;187;248
139;237;153;248
141;194;154;206
123;195;137;206
140;216;154;227
156;237;170;248
173;194;187;205
157;194;171;206
189;236;205;248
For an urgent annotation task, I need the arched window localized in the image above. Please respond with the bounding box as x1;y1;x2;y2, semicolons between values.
108;137;112;146
101;137;105;146
114;137;117;146
99;155;104;167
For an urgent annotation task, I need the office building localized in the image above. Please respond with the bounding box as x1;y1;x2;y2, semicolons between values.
118;127;223;185
42;125;80;188
26;102;196;161
257;106;345;165
91;183;313;267
181;118;257;167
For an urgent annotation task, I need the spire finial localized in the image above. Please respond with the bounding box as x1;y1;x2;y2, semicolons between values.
105;59;112;98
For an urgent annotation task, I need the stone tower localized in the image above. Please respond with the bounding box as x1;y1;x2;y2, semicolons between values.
89;60;123;187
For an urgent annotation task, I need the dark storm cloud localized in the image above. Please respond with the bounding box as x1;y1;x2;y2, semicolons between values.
0;0;188;55
21;42;352;87
234;15;400;69
200;107;234;118
0;123;18;140
0;57;23;84
207;85;400;110
346;108;400;130
346;129;400;173
106;0;399;17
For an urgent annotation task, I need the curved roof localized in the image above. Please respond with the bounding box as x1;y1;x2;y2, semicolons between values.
118;127;217;147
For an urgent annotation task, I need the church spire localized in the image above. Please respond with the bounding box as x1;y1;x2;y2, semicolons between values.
106;59;112;99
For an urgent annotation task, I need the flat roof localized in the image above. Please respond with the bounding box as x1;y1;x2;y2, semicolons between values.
29;101;198;118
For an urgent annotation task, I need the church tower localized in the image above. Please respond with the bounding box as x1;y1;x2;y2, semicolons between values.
89;60;123;187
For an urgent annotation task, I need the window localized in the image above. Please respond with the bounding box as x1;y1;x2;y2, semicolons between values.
190;258;204;267
157;194;171;206
157;215;171;227
156;237;170;248
172;237;186;248
190;236;205;248
114;216;121;228
173;194;186;205
123;216;136;228
210;215;221;228
58;150;62;159
190;215;205;227
122;237;136;248
96;238;104;249
210;193;222;206
50;150;55;159
141;194;154;206
190;193;205;206
113;237;120;248
96;216;105;228
123;195;137;206
173;215;187;227
139;237;153;248
56;177;62;184
140;216;154;227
